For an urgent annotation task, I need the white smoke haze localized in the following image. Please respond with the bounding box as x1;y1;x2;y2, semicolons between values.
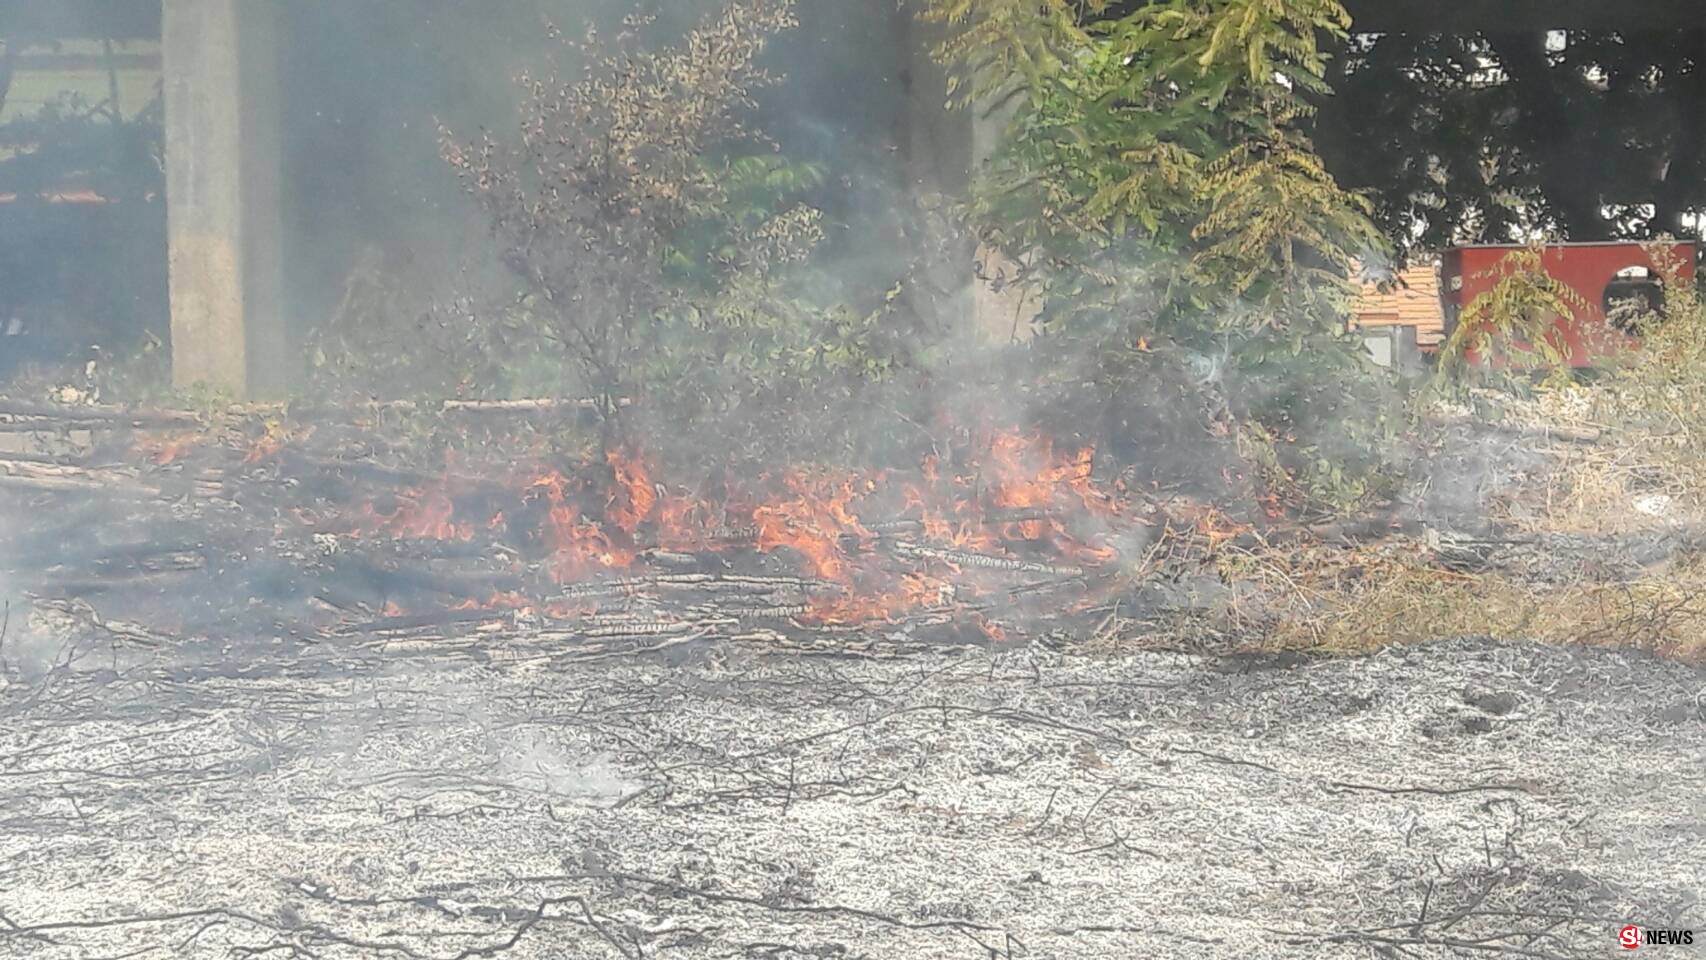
0;4;1701;959
279;0;943;367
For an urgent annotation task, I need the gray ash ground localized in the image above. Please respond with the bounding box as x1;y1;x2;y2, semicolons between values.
0;631;1701;959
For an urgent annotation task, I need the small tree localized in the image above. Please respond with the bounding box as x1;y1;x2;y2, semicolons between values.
923;0;1395;510
1434;245;1588;384
440;0;821;427
925;0;1381;341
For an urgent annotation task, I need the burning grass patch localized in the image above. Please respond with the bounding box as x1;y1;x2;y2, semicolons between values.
0;397;1174;655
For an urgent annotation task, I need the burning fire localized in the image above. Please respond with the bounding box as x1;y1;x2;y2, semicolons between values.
753;469;874;582
604;450;657;534
136;434;199;466
1190;507;1251;549
345;431;1132;625
371;486;473;541
528;469;635;580
903;434;1117;563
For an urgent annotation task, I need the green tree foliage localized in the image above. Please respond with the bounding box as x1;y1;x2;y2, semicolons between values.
1433;245;1590;384
1605;247;1706;460
928;0;1381;318
923;0;1394;510
1319;28;1706;258
430;0;958;465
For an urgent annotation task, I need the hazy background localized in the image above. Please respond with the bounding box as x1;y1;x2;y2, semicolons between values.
0;0;969;388
274;0;954;362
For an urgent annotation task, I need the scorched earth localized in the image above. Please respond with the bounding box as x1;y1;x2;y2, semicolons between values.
0;633;1700;959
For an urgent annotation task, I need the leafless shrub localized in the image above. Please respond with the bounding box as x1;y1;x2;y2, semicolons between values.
439;0;821;428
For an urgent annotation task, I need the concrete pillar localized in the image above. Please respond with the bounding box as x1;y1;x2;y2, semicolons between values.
162;0;287;398
896;5;1041;343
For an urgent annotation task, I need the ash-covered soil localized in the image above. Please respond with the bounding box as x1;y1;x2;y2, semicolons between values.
0;634;1701;959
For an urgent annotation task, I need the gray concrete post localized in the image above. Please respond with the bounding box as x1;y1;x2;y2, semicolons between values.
161;0;287;398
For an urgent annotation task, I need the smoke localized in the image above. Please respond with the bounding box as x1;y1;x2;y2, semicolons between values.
275;1;587;345
499;739;636;799
0;515;62;683
272;0;941;367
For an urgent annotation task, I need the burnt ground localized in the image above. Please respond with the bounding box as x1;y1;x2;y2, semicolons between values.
0;631;1700;959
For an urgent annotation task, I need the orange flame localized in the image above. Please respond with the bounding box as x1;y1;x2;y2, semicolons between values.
365;485;474;542
605;449;657;534
802;570;951;625
138;434;198;466
1192;507;1251;548
340;431;1134;624
527;469;635;581
753;469;873;581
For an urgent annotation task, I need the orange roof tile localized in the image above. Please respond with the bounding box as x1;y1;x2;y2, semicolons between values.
1353;264;1446;345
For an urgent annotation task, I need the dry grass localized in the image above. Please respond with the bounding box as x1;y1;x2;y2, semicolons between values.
1517;442;1706;534
1248;544;1706;663
1256;272;1706;664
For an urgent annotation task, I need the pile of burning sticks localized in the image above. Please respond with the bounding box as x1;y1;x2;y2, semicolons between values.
0;398;1240;656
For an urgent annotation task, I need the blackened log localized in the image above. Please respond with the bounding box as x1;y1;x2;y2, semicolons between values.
889;541;1086;577
0;400;201;427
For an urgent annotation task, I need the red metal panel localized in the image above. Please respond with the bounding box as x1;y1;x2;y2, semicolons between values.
1441;242;1698;368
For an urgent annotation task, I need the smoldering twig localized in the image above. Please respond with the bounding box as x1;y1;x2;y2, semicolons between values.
889;540;1085;577
0;399;202;426
557;573;832;600
0;472;165;500
30;597;173;648
722;604;810;620
370;396;625;415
